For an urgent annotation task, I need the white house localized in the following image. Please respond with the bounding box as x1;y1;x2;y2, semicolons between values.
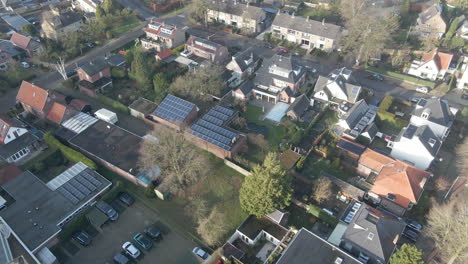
0;115;40;163
337;99;378;140
410;98;456;140
313;68;361;105
390;125;441;170
407;48;453;81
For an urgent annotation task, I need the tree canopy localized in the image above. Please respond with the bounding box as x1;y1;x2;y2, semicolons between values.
22;24;37;37
239;153;292;217
389;244;424;264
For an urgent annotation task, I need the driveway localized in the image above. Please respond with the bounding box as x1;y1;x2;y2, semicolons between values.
67;200;200;264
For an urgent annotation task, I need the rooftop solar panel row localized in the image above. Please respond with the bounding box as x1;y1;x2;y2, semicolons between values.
153;95;195;122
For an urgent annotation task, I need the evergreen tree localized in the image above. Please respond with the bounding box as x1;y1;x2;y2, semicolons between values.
103;0;118;15
131;49;151;90
95;5;105;20
390;244;424;264
22;24;37;37
153;73;169;102
239;153;292;217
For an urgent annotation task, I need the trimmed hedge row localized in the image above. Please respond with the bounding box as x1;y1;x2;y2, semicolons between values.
96;95;129;114
44;132;97;169
307;204;338;226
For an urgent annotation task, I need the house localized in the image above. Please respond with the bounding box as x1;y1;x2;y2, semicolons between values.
390;124;441;170
207;3;267;33
74;0;102;13
141;19;185;52
337;99;378;140
414;5;446;39
253;54;306;104
314;67;362;105
331;201;406;264
16;81;50;119
105;53;126;67
277;228;361;264
320;172;366;201
0;115;41;163
0;162;111;259
1;14;30;32
189;105;246;159
232;80;255;101
77;57;113;98
9;32;42;57
151;94;198;131
155;49;173;62
0;49;12;71
41;7;83;40
226;47;261;86
410;97;455;140
185;36;229;64
337;137;366;164
407;48;453;81
0;39;22;59
46;101;77;124
286;94;310;121
358;148;395;178
271;13;342;52
223;214;289;263
129;97;157;120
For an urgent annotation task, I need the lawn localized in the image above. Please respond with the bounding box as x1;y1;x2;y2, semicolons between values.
243;105;286;150
110;17;141;36
286;204;316;230
302;154;352;180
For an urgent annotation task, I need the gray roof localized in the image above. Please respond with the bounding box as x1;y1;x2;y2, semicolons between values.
213;2;266;21
337;138;366;157
287;94;310;117
342;99;369;128
273;12;342;40
412;98;454;127
419;5;442;24
0;167;110;252
255;54;305;88
0;132;38;159
153;94;196;124
231;47;260;72
79;57;108;77
277;228;362;264
1;14;30;31
363;123;379;139
0;40;22;57
45;10;82;29
106;54;125;67
237;215;288;241
314;68;361;104
398;125;441;156
236;80;254;95
342;202;406;263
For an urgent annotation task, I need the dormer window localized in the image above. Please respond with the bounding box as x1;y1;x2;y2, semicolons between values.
428;138;436;147
422;108;431;119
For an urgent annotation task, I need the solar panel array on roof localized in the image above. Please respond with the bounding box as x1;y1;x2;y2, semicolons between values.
191;106;239;151
57;169;103;205
153;95;196;123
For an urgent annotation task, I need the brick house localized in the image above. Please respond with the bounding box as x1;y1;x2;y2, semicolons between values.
16;81;51;119
185;36;229;65
77;57;112;97
141;19;185;52
207;3;267;33
226;47;261;86
414;5;446;39
9;32;42;57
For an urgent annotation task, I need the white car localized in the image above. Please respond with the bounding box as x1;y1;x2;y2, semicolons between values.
416;86;429;94
192;247;210;260
123;242;141;259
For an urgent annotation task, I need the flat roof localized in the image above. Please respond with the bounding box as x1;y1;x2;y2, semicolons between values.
0;164;110;252
277;228;361;264
129;98;157;115
69;120;144;177
237;215;288;241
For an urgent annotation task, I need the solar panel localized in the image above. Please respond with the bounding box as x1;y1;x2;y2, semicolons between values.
153;95;195;122
202;115;224;126
206;109;229;121
63;183;86;200
69;178;92;196
213;106;234;116
58;188;79;204
196;120;237;139
81;170;103;187
76;174;97;192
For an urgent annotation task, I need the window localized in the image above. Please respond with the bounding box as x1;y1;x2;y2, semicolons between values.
301;39;310;45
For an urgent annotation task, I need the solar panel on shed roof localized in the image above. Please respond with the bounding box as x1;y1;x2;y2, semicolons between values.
153;95;195;123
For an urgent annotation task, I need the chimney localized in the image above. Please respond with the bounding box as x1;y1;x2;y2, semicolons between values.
292;12;295;18
307;16;309;22
322;18;325;26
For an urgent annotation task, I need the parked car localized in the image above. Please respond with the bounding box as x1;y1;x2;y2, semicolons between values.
215;260;223;264
85;42;95;48
122;242;141;259
406;220;423;232
275;47;288;54
416;86;429;94
73;231;92;246
192;247;210;260
369;73;384;81
264;43;273;49
133;233;153;250
21;62;30;68
144;225;162;240
95;200;119;221
113;253;136;264
410;97;420;103
118;192;135;206
403;228;419;242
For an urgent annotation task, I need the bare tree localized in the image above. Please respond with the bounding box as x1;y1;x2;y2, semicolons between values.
455;138;468;177
140;127;210;196
247;133;269;154
197;206;229;246
311;177;333;204
426;192;468;264
54;57;68;80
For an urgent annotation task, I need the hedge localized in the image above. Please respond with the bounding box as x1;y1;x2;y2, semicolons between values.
307;204;338;226
96;95;129;114
44;132;97;169
377;111;409;129
378;96;394;112
172;44;185;56
366;66;435;88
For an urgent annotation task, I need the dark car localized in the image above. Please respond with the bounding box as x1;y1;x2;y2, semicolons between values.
73;231;92;246
144;225;162;240
95;200;119;221
118;192;135;206
406;220;423;232
403;228;419;242
368;73;384;81
133;233;153;250
264;43;273;49
461;93;468;100
113;253;136;264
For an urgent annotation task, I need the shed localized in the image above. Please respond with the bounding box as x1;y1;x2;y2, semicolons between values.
86;207;108;228
129;98;157;120
280;150;301;170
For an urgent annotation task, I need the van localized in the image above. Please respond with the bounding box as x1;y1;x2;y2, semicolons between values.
95;200;119;221
95;108;118;124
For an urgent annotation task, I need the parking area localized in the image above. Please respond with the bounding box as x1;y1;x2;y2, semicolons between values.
66;199;200;264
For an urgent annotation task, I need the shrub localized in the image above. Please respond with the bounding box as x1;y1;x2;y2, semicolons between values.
145;181;156;198
331;158;340;169
379;96;394;112
172;44;185;55
111;68;127;79
44;132;97;169
96;95;129;114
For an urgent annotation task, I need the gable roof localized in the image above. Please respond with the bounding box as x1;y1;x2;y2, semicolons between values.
156;49;173;60
287;94;310;117
255;54;305;87
0;40;22;57
152;94;196;124
186;36;223;54
359;148;395;173
16;81;49;111
273;13;342;40
398;125;441;156
314;68;361;103
420;48;453;71
341;99;369;128
342;202;405;263
9;32;31;50
213;3;266;21
419;5;443;24
46;102;75;124
231;47;260;72
412;97;454;127
371;160;431;208
78;57;108;77
236;80;254;96
0;114;24;144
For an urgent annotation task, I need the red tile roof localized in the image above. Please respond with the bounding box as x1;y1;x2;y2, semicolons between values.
10;32;31;50
421;48;453;71
359;148;395;172
156;49;173;60
46;101;75;124
0;164;23;185
16;81;49;111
